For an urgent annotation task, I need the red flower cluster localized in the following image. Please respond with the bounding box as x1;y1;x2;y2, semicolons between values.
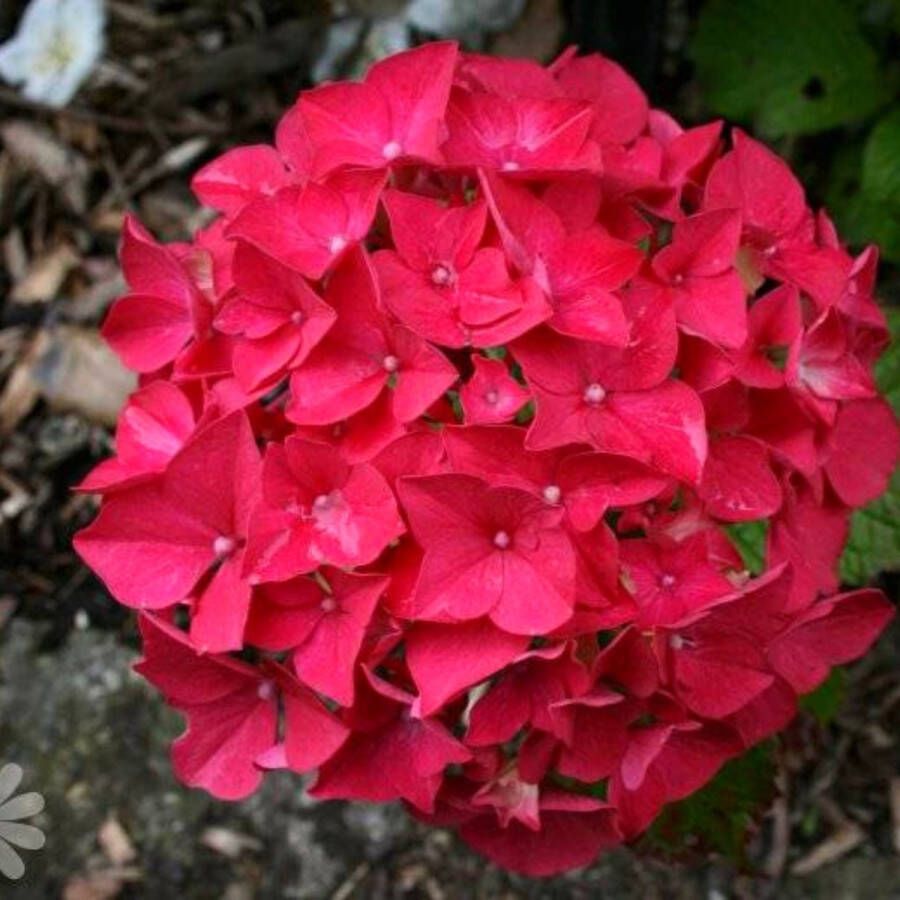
75;43;898;876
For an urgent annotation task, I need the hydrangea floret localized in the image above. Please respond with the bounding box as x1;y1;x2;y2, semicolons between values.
75;42;897;876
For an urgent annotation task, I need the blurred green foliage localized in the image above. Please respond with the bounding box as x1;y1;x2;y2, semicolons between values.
726;521;768;574
642;670;848;865
693;0;888;136
693;0;900;263
799;667;847;725
642;743;776;864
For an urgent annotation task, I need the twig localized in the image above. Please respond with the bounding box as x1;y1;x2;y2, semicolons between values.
890;777;900;855
0;86;227;136
330;861;370;900
789;821;865;875
153;17;324;105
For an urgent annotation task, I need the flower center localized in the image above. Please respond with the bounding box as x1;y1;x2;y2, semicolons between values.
382;140;402;160
484;389;499;405
290;310;305;326
382;354;400;373
309;490;361;557
493;530;511;550
313;492;337;513
212;535;237;558
37;36;77;75
329;235;347;254
542;484;562;504
659;573;676;589
583;383;606;405
431;263;455;286
502;160;521;172
257;680;276;701
320;597;338;613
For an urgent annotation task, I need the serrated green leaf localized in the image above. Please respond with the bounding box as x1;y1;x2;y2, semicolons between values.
875;308;900;410
840;308;900;584
727;520;768;574
799;667;846;725
841;468;900;584
642;743;776;863
692;0;888;137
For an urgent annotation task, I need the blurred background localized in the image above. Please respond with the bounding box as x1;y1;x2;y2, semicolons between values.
0;1;898;897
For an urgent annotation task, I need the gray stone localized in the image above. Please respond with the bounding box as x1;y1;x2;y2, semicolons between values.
0;620;397;898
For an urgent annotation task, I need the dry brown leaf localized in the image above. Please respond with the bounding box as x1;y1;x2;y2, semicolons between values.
29;326;135;426
11;244;80;304
0;119;89;213
158;137;210;173
3;228;28;283
221;883;256;900
67;260;126;323
0;469;32;521
63;873;123;900
0;152;12;216
56;116;103;155
90;208;127;235
63;867;141;900
98;815;137;866
200;827;262;859
138;190;213;241
397;862;427;891
790;820;866;875
0;331;45;432
0;596;16;631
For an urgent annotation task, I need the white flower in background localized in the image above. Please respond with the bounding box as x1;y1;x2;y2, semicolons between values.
0;0;106;107
406;0;526;37
0;763;45;881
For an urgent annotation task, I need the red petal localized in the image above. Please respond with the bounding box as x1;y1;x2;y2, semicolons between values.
406;618;529;715
192;145;289;214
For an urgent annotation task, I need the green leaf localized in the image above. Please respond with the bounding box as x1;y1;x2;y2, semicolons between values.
727;520;768;574
826;128;900;264
875;308;900;410
692;0;888;137
861;108;900;205
841;468;900;584
514;399;535;425
835;191;900;265
840;308;900;584
799;667;846;725
641;743;776;864
445;389;463;422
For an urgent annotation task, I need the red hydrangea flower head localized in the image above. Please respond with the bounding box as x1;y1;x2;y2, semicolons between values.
76;41;897;876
